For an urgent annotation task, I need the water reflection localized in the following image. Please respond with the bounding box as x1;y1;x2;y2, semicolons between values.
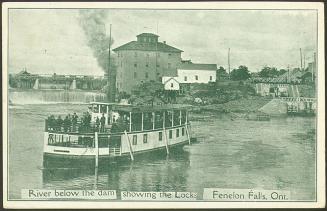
42;147;190;193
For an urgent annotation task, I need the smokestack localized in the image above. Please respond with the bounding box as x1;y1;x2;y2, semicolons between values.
78;10;116;101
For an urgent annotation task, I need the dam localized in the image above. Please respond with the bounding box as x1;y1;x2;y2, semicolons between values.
9;89;107;104
9;71;108;104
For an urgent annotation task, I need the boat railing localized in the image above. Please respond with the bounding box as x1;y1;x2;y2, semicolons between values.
109;147;121;156
45;121;191;148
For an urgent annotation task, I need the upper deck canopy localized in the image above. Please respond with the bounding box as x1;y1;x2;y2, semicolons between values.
89;102;192;113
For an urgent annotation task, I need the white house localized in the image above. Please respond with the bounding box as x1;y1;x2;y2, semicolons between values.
176;62;217;84
162;77;180;91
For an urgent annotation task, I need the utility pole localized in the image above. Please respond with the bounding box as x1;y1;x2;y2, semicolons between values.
107;24;115;102
300;48;303;70
108;24;112;86
287;65;290;83
313;52;316;82
155;21;158;81
228;48;231;80
303;54;306;71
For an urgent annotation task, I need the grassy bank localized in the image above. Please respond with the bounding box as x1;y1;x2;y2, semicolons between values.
191;96;272;114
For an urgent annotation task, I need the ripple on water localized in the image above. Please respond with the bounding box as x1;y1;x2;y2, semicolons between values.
8;105;316;200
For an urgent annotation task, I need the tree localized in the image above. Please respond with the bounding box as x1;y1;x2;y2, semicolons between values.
279;69;287;75
131;81;165;106
217;66;226;74
230;65;251;81
259;66;279;78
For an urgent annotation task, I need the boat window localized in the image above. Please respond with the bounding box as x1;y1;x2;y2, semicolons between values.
182;128;185;136
143;134;148;144
173;110;181;126
165;111;173;128
176;129;179;137
169;130;173;139
99;137;109;147
93;105;99;113
181;110;187;124
143;112;153;130
159;132;162;141
155;111;164;129
132;135;137;145
131;113;142;131
100;105;106;114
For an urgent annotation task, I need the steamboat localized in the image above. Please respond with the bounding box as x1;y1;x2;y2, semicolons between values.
43;102;194;161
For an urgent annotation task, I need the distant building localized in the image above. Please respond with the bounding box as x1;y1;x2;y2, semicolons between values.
176;62;217;84
113;33;183;93
162;77;180;91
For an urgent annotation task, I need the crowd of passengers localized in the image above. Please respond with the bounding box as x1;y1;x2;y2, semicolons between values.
46;112;107;133
46;111;186;134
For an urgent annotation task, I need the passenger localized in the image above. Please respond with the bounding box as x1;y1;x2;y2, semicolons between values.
63;116;68;132
95;117;100;132
50;115;56;130
46;116;51;131
63;115;71;132
72;113;78;132
85;112;91;128
110;122;119;133
100;113;106;132
56;115;63;132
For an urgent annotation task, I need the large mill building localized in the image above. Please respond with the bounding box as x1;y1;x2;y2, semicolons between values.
113;33;183;93
113;33;217;94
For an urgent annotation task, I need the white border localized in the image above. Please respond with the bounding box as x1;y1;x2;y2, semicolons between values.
2;1;325;209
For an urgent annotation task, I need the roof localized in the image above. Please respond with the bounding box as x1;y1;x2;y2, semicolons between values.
89;102;192;112
113;41;183;53
162;77;180;85
136;33;159;37
178;63;217;71
112;104;192;113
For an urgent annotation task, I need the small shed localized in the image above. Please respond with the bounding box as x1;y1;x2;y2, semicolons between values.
162;77;180;91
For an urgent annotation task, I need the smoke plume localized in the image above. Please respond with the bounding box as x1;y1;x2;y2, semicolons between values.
78;9;114;72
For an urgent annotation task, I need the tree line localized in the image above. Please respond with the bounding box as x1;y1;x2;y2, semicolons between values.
217;66;290;81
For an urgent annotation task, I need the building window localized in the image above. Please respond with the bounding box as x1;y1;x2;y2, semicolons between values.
121;61;123;67
159;132;162;141
171;83;174;88
134;63;137;68
195;75;199;80
168;53;172;56
134;52;137;57
168;63;171;68
146;53;149;58
156;64;160;68
134;72;137;78
182;128;185;136
133;135;137;145
144;37;147;42
184;76;187;81
143;134;148;143
146;63;149;68
176;129;180;137
210;76;213;81
145;72;149;79
169;130;172;139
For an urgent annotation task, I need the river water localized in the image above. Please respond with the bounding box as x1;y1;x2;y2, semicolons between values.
8;104;316;200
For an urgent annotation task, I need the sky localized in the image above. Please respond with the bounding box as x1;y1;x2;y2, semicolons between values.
8;9;317;75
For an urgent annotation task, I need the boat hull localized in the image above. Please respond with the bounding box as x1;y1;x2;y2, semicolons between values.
43;139;190;160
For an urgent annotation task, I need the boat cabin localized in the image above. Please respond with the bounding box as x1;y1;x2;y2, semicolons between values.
44;103;193;158
88;102;117;125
